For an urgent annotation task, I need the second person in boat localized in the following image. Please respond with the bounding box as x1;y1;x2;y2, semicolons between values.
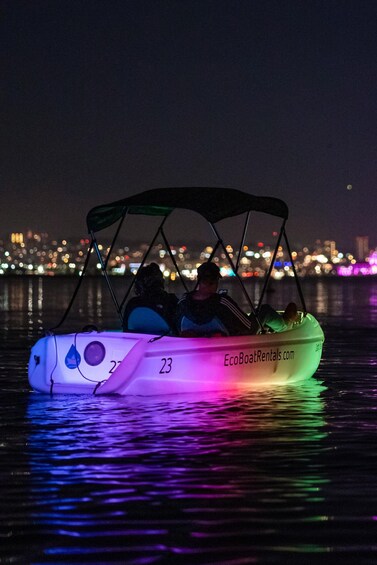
123;263;178;335
176;262;299;337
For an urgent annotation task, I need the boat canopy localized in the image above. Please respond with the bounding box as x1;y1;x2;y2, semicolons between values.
86;187;289;233
51;186;308;333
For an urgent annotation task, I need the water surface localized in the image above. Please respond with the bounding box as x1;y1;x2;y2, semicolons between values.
1;276;377;564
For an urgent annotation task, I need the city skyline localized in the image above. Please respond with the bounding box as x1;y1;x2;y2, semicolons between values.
1;228;375;278
1;226;374;254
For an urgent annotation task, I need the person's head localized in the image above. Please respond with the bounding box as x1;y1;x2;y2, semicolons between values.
135;263;164;296
196;262;222;294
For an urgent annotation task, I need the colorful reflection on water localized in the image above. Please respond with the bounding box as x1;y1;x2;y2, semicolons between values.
22;380;328;563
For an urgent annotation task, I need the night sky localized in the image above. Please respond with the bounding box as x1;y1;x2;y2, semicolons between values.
2;0;376;248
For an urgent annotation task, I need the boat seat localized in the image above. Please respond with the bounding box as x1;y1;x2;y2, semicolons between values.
180;315;229;337
127;307;171;335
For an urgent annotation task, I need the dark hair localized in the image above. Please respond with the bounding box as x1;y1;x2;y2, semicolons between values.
197;262;222;282
135;263;164;295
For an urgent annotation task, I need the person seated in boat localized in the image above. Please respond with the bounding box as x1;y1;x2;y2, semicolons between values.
123;263;178;334
176;262;298;337
176;262;257;337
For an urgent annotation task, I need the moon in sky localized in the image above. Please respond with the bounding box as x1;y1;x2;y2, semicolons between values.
346;184;353;190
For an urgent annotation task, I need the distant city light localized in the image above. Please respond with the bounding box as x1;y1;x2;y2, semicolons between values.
0;230;375;278
338;264;377;276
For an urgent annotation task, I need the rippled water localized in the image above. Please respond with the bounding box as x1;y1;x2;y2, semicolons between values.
1;276;377;564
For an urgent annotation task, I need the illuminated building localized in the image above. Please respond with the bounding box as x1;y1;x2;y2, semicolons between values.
355;236;369;261
338;251;377;277
11;232;24;244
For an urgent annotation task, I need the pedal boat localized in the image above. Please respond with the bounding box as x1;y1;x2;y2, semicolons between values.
28;187;324;395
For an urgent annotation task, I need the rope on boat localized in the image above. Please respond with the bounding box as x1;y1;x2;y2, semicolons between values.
148;333;168;342
49;333;59;395
72;332;108;385
93;381;103;395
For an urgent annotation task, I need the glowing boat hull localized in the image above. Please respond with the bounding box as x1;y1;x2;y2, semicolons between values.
28;313;324;396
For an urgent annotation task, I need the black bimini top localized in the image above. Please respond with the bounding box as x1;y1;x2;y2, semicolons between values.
86;187;288;233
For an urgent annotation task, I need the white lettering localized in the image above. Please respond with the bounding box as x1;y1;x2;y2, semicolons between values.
224;348;295;366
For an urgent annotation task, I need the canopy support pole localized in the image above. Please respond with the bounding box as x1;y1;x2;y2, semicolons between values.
207;239;222;264
257;221;285;312
120;216;168;310
210;223;262;330
104;207;128;270
160;228;190;293
235;211;250;273
48;238;95;332
91;231;123;324
283;229;307;314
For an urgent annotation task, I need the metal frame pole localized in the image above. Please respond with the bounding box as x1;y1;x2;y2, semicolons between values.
257;220;286;312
